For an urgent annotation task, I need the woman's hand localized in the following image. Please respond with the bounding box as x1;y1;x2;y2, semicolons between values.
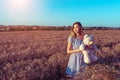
79;44;85;51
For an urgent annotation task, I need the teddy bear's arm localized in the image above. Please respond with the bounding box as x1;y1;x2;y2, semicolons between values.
92;44;98;51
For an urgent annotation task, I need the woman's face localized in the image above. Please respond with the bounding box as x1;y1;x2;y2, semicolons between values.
73;24;81;34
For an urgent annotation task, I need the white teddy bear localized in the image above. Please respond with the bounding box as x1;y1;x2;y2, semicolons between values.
79;34;98;64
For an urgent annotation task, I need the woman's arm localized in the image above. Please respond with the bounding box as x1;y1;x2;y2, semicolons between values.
67;42;81;54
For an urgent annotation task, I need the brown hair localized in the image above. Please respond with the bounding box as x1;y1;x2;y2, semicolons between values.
70;22;83;38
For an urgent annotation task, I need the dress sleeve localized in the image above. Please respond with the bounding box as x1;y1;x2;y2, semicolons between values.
67;36;73;43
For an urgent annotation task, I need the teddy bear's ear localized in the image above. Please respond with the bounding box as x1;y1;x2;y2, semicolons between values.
84;34;89;39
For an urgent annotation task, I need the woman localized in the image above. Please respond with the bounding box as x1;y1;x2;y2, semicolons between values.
66;22;87;78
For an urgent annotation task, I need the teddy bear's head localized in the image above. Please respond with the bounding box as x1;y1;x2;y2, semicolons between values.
83;34;94;46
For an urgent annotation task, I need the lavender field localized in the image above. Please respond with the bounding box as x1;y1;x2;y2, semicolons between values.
0;30;120;80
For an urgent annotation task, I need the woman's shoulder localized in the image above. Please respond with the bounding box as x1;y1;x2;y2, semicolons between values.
67;35;75;43
68;35;75;39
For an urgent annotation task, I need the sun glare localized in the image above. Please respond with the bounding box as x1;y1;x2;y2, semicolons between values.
3;0;47;24
5;0;33;13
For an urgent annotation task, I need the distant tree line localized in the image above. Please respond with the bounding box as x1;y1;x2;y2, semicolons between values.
0;25;120;31
83;26;120;30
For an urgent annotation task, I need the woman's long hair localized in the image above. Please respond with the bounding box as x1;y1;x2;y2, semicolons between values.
69;22;83;38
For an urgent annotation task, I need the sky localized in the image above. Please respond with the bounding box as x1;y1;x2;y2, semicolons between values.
0;0;120;27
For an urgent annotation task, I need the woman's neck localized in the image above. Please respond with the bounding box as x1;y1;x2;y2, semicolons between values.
76;33;83;40
76;33;82;37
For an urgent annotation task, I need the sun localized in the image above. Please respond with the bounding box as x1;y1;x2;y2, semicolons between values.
5;0;32;13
